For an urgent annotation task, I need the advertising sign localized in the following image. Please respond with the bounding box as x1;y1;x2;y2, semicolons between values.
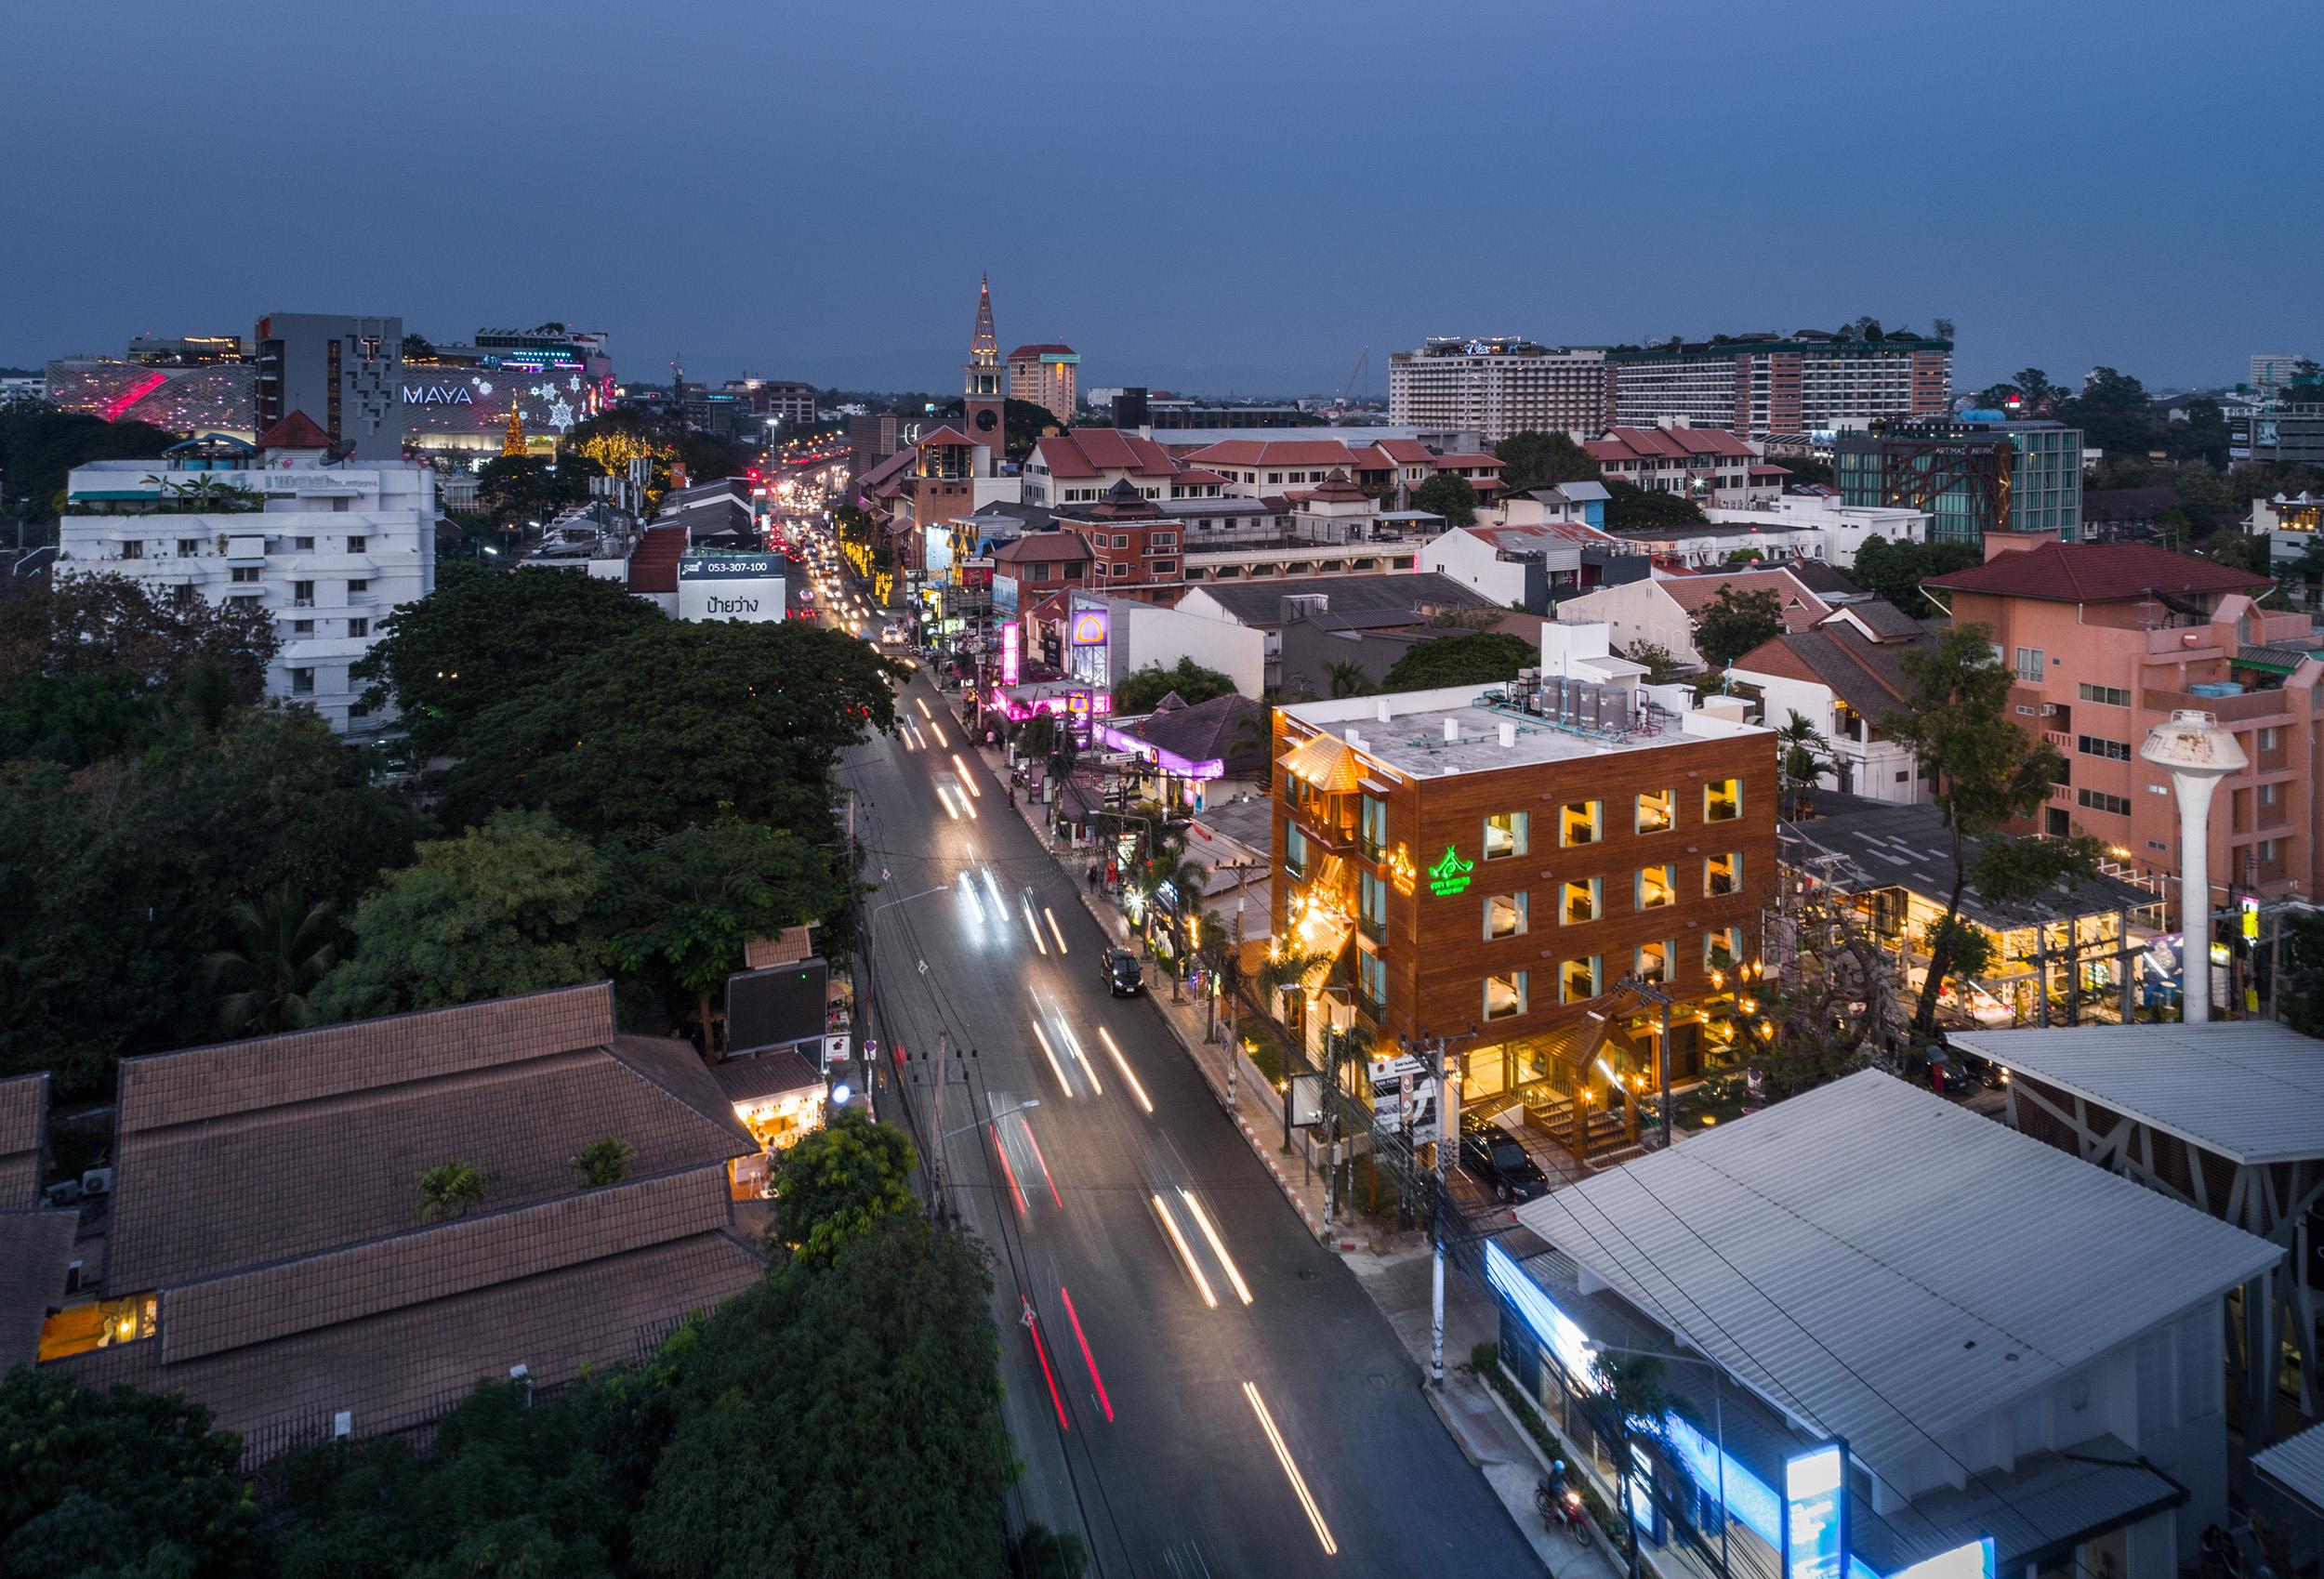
1368;1053;1434;1132
1783;1443;1849;1579
1071;608;1110;646
679;554;786;624
994;574;1020;614
1001;623;1021;684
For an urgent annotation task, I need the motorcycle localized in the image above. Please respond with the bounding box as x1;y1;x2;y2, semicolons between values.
1534;1478;1594;1546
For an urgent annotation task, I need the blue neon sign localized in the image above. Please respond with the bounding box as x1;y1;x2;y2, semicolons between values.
1785;1443;1850;1579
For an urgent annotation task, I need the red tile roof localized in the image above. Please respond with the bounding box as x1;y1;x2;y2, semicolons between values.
1036;429;1183;479
1182;440;1362;468
1922;541;2273;603
916;425;977;448
1375;439;1435;465
1586;427;1757;463
1007;344;1076;360
255;411;332;451
993;531;1093;564
1659;570;1831;631
1431;453;1504;469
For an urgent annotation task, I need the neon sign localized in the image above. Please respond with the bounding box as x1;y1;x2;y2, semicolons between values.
1427;845;1474;897
1387;843;1418;897
1071;610;1109;646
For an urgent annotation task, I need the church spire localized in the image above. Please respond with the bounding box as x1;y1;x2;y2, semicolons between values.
970;273;998;367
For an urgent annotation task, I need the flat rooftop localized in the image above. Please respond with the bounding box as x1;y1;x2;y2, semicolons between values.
1283;684;1763;780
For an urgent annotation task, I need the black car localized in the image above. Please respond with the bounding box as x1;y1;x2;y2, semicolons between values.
1459;1124;1550;1203
1906;1046;1977;1097
1101;946;1143;997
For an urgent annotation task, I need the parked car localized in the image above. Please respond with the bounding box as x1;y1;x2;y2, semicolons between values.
1906;1046;1977;1097
1459;1121;1550;1203
1101;946;1143;997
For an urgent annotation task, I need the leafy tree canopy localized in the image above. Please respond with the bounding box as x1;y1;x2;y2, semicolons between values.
1603;479;1707;529
1850;533;1983;616
765;1109;919;1264
1491;431;1601;493
1115;655;1236;715
1690;584;1786;670
1412;471;1478;527
1382;630;1537;692
0;404;182;523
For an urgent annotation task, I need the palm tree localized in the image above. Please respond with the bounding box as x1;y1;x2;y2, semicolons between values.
1323;659;1374;700
1138;849;1208;1000
205;886;337;1036
416;1161;491;1223
1775;709;1833;818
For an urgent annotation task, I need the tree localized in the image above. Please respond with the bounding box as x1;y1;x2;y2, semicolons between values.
1115;655;1236;716
765;1109;918;1264
573;1134;637;1188
1603;480;1708;529
1003;398;1063;457
1690;585;1785;671
312;809;609;1022
1775;710;1832;816
1412;471;1478;527
0;404;183;524
205;885;337;1035
2057;366;2159;459
476;454;589;530
353;562;665;753
0;1367;261;1579
1621;640;1688;684
436;619;899;843
1770;453;1833;488
1381;630;1536;692
1847;533;1981;615
1322;657;1375;698
1493;430;1602;492
1883;624;2103;1036
416;1160;491;1223
604;820;849;1047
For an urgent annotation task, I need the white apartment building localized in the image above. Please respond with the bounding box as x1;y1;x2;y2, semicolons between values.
1703;493;1930;568
57;422;436;733
1387;337;1606;442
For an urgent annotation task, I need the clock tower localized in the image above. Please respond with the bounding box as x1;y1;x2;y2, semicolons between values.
963;274;1005;453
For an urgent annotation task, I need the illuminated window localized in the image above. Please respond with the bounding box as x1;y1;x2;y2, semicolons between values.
1705;778;1742;822
1636;863;1676;909
1484;810;1529;860
1563;877;1602;925
36;1292;157;1362
1704;927;1741;973
1561;954;1602;1003
1705;851;1742;897
1485;892;1527;939
1636;788;1674;834
1561;799;1602;846
1484;970;1527;1020
1636;940;1673;985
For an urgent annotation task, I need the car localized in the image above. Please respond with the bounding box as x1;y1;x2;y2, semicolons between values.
1906;1046;1978;1097
1101;946;1143;996
1459;1122;1550;1203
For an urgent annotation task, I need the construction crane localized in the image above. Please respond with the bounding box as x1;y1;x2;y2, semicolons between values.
1337;348;1368;405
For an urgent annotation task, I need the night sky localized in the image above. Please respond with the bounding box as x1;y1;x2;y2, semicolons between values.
7;0;2317;397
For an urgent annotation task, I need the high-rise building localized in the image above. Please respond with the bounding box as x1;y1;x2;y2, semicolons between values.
253;312;405;453
1605;333;1951;438
1836;416;2081;543
1387;338;1606;442
1006;344;1077;419
2251;353;2307;393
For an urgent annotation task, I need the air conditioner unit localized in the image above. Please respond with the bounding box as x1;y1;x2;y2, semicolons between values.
2040;704;2060;716
80;1168;112;1197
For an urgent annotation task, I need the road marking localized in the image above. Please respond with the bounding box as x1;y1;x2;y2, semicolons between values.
1045;907;1068;954
1178;1189;1253;1306
1095;1027;1153;1114
1030;1019;1075;1098
1242;1382;1337;1556
1059;1286;1113;1422
1151;1193;1217;1309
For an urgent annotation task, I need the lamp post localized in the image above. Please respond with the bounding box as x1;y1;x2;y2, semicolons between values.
2139;711;2247;1023
1583;1338;1730;1579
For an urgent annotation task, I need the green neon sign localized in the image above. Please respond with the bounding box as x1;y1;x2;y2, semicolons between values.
1427;845;1475;897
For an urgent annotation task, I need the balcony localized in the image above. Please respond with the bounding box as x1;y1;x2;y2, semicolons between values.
1357;913;1385;945
2141;687;2292;725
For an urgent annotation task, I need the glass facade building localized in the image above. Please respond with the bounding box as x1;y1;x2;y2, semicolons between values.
1836;418;2081;544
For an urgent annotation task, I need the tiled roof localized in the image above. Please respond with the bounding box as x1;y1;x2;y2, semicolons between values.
0;1210;80;1366
1923;541;2272;603
1188;571;1491;628
1777;559;1865;599
1465;522;1618;552
0;1072;46;1210
1586;426;1757;463
1835;599;1924;639
629;525;688;594
744;926;816;968
255;411;333;450
711;1050;824;1105
1035;430;1182;479
1431;453;1505;469
1181;440;1362;468
916;425;976;448
1006;343;1076;360
854;449;917;491
1734;623;1925;718
1374;439;1434;465
1658;570;1830;631
993;531;1093;564
1130;692;1270;774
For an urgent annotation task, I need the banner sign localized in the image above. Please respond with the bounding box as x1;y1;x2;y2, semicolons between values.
679;554;786;623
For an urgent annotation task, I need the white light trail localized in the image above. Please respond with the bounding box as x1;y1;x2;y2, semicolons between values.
1242;1382;1337;1556
950;754;981;796
1030;1018;1075;1098
981;867;1006;915
1179;1189;1252;1305
1022;899;1048;954
928;721;947;746
1095;1027;1151;1114
935;784;960;821
1044;907;1068;954
958;877;984;923
1056;1021;1100;1096
914;697;931;719
1152;1193;1217;1309
957;779;978;818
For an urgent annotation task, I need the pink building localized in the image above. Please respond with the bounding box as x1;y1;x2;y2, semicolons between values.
1922;536;2308;915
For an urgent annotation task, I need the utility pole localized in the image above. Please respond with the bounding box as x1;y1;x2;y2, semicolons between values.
1401;1026;1461;1389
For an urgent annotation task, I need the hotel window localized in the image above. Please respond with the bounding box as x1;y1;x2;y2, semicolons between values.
1153;532;1177;548
1561;799;1602;846
1359;795;1388;859
2260;727;2280;750
1636;939;1674;985
350;579;367;595
2076;788;2131;816
1705;777;1741;822
1111;564;1129;579
1485;892;1527;939
1705;851;1741;897
119;540;144;559
1151;559;1177;575
1636;863;1676;909
2077;736;2131;761
1562;876;1601;924
1636;787;1675;834
2262;782;2281;808
1705;927;1741;973
1484;970;1527;1020
1483;810;1528;860
292;535;315;550
293;580;315;606
2078;682;2130;707
348;617;369;638
1359;870;1389;938
1359;950;1387;1011
1560;954;1601;1004
1284;825;1310;880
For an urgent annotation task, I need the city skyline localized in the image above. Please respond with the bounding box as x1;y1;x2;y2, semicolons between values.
6;1;2319;401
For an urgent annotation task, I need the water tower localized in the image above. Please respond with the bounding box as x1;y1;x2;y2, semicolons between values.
2138;710;2247;1023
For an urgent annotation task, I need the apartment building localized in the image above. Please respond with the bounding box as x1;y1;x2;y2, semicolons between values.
1605;333;1951;438
1023;428;1222;507
1006;343;1078;418
1582;422;1773;504
1921;538;2309;909
1271;622;1775;1123
1388;338;1607;442
57;414;437;732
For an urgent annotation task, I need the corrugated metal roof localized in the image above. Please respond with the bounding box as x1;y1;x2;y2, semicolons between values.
2252;1420;2324;1514
1513;1070;2280;1476
1948;1022;2324;1165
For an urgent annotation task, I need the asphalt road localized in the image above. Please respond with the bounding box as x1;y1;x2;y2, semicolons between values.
840;668;1539;1579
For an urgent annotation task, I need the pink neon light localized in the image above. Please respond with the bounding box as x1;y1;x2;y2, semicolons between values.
101;371;168;421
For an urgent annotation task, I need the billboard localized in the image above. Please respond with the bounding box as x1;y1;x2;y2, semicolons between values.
679;554;786;623
1070;607;1110;646
727;960;829;1058
393;350;605;444
1783;1443;1849;1579
1001;622;1021;683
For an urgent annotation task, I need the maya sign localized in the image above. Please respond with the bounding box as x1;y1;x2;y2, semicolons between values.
679;555;786;624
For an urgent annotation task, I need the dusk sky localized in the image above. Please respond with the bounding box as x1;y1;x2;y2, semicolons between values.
7;0;2319;399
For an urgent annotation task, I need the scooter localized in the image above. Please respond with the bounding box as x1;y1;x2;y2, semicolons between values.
1534;1477;1594;1546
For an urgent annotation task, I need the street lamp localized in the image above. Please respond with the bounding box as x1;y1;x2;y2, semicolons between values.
1581;1337;1729;1579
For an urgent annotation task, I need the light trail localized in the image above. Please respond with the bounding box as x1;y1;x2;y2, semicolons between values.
1151;1193;1217;1309
1022;899;1048;954
1044;907;1068;954
1095;1027;1152;1114
934;784;960;821
950;754;981;796
957;779;979;818
981;867;1007;916
1242;1382;1337;1556
958;877;984;924
1056;1021;1101;1096
1027;1306;1070;1431
928;720;947;746
914;697;931;719
1059;1286;1114;1423
1021;1122;1063;1208
899;723;918;752
988;1124;1028;1216
1030;1019;1074;1097
1178;1189;1253;1306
